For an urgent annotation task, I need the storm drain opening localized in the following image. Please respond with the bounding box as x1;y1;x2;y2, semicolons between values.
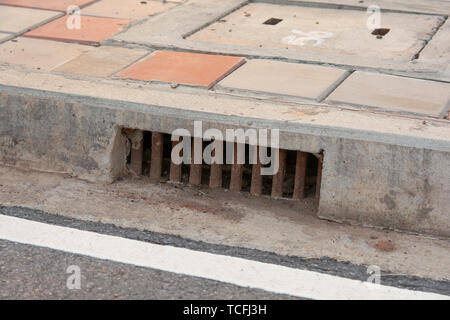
371;28;390;39
371;28;390;36
263;18;283;25
124;129;323;204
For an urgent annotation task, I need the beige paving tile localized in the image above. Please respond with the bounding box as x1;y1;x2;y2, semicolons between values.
327;71;450;117
54;46;149;77
81;0;177;20
0;32;13;42
0;37;92;71
0;0;95;12
217;59;348;101
0;5;61;33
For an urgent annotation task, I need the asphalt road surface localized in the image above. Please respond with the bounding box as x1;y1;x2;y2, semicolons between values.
0;206;449;300
0;239;297;300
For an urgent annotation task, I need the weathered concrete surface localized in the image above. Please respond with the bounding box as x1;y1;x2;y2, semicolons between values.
189;2;443;61
111;0;247;42
0;68;449;236
0;87;130;183
418;17;450;71
321;138;450;236
0;165;449;281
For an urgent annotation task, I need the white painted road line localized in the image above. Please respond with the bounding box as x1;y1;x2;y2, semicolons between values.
0;214;447;300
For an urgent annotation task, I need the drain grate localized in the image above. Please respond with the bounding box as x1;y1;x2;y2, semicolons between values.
124;129;322;203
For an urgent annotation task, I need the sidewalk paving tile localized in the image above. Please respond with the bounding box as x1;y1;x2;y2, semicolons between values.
217;59;349;101
117;51;246;88
54;46;149;77
327;71;450;117
0;0;95;12
81;0;177;20
188;2;443;61
0;37;93;71
23;15;131;45
0;5;60;33
0;32;13;42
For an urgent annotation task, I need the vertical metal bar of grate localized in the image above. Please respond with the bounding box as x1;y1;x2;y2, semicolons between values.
293;151;308;199
209;140;223;188
271;149;287;198
189;137;202;186
250;145;262;196
129;130;143;177
170;137;182;183
150;132;163;181
230;143;243;192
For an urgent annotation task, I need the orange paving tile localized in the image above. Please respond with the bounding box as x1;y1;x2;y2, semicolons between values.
0;0;95;12
117;51;246;88
23;15;131;46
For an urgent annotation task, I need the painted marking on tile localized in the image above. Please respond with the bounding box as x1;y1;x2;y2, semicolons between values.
0;214;448;300
281;29;333;46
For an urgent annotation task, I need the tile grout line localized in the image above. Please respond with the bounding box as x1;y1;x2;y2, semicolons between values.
107;50;154;78
411;15;449;61
439;99;450;119
103;39;450;84
181;0;250;39
316;69;354;103
254;0;449;16
11;10;65;39
0;32;16;45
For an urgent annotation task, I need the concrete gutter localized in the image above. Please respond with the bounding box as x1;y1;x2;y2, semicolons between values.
0;0;449;238
0;67;449;237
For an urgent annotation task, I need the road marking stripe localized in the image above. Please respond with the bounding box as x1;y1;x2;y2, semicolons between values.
0;214;447;300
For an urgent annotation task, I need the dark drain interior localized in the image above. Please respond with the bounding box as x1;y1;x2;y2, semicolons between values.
371;28;390;37
124;129;322;203
263;18;283;25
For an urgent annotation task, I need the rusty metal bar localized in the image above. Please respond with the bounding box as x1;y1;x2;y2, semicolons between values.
169;138;182;183
149;132;163;181
209;141;223;188
129;130;143;177
189;137;202;186
271;149;287;198
250;146;262;196
229;143;243;192
293;151;308;199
